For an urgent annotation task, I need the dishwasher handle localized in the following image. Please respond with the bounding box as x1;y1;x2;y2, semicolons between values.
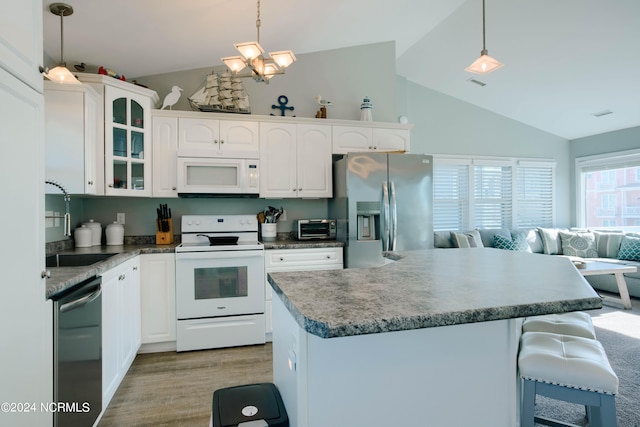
60;286;102;313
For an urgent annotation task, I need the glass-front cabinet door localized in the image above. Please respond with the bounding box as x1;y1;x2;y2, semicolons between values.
104;85;152;196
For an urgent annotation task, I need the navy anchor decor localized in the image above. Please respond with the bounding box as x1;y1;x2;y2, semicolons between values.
271;95;295;117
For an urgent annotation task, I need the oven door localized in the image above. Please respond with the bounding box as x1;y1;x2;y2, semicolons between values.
175;250;265;319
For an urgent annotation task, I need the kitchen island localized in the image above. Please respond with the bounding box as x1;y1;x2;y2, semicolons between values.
268;248;602;427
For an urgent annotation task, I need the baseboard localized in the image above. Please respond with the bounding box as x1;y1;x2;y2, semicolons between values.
138;341;177;354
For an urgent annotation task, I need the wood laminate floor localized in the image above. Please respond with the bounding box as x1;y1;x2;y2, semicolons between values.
98;343;273;427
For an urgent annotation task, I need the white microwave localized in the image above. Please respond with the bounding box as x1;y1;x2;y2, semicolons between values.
177;157;259;196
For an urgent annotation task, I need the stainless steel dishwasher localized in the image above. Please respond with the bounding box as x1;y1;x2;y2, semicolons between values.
53;276;102;427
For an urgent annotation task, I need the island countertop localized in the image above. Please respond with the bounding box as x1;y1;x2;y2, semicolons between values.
267;248;603;339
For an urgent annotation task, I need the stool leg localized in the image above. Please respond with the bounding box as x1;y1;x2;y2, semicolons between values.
521;379;536;427
599;394;617;427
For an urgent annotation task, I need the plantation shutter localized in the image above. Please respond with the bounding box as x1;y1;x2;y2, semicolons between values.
473;162;513;229
516;162;555;228
433;161;469;231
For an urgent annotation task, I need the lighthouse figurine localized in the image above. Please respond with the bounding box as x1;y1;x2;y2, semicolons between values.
360;96;373;121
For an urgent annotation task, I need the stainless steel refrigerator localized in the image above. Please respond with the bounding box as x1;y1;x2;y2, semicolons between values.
329;153;433;268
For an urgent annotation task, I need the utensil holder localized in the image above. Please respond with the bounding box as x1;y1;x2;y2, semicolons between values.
156;218;174;245
261;223;277;242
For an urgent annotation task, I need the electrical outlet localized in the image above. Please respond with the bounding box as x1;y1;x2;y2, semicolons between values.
117;213;125;224
54;212;60;227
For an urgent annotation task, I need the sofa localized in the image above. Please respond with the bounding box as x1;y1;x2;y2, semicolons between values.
433;227;640;299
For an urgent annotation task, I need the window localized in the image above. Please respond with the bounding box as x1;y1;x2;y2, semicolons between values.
433;157;555;231
576;148;640;231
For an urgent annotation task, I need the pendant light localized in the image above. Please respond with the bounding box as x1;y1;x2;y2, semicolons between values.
221;0;296;83
465;0;503;74
45;3;80;84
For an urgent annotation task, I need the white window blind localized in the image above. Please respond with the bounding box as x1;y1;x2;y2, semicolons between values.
516;163;554;228
433;156;555;231
473;163;513;229
433;163;469;231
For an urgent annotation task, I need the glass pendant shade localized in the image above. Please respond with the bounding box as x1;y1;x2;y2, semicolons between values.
270;51;296;69
46;64;81;84
235;41;264;61
222;56;248;73
465;50;504;74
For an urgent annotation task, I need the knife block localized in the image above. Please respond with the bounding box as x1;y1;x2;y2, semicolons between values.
155;218;174;245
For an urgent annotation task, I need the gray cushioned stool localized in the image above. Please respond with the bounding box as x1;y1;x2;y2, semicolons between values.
522;311;596;339
518;331;618;427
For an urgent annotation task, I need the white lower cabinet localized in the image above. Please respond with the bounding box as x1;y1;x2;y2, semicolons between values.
101;256;141;410
139;253;176;352
264;247;343;339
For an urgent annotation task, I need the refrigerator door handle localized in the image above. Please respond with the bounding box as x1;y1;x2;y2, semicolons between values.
390;180;397;251
381;181;390;251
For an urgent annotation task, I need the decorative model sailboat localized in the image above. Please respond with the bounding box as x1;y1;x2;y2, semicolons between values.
188;72;251;114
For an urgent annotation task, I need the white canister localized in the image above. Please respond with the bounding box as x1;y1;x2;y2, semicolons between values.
105;222;124;245
74;225;93;248
82;219;102;246
261;223;277;242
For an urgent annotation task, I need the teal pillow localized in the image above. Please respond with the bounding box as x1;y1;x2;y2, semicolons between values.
617;236;640;261
494;234;531;252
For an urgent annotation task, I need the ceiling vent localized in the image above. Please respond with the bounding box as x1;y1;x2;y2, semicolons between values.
592;110;613;117
467;78;487;87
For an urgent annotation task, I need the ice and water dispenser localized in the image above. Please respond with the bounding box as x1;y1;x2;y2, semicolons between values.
356;201;379;241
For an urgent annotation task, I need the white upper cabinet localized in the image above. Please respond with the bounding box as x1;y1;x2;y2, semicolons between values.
152;115;178;197
333;125;410;154
178;117;259;158
0;0;42;92
45;82;98;195
259;122;332;198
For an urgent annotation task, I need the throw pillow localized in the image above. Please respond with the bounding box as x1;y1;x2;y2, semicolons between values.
450;230;484;248
558;231;598;258
592;231;624;258
537;227;564;255
617;235;640;261
493;234;532;252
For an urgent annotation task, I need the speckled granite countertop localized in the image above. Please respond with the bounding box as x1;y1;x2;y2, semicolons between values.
261;239;344;250
268;248;603;339
46;244;177;299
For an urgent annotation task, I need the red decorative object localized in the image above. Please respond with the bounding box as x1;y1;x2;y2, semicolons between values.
98;66;126;81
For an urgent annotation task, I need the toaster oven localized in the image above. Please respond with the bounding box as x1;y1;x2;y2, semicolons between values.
293;219;337;240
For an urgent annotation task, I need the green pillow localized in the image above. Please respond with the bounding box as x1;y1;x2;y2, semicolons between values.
617;235;640;261
494;234;531;252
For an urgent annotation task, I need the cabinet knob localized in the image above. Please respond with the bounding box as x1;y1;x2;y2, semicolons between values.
119;274;125;280
88;181;93;185
172;187;177;191
298;188;302;191
133;266;138;271
41;270;51;279
108;184;114;188
220;139;224;144
279;257;284;261
214;139;219;144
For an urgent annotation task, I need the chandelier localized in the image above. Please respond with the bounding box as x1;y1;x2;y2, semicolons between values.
465;0;503;74
221;0;296;83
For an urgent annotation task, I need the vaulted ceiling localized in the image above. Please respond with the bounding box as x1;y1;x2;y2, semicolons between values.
43;0;640;140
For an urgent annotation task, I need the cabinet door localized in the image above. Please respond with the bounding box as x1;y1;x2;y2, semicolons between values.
297;124;332;198
104;85;152;196
219;120;259;158
260;122;297;198
120;260;140;372
178;117;220;156
101;270;120;408
45;83;98;194
373;128;409;152
152;116;178;197
0;66;51;426
140;254;176;344
0;0;42;92
332;126;373;154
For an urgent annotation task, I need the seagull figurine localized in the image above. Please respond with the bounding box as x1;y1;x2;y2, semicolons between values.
315;95;333;107
161;86;183;110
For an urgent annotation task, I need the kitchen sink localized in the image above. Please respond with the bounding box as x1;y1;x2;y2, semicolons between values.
46;253;117;268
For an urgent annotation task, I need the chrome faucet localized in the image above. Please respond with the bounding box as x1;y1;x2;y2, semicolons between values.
45;180;71;237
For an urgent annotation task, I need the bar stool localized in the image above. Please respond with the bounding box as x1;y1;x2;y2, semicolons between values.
522;311;596;339
518;331;618;427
